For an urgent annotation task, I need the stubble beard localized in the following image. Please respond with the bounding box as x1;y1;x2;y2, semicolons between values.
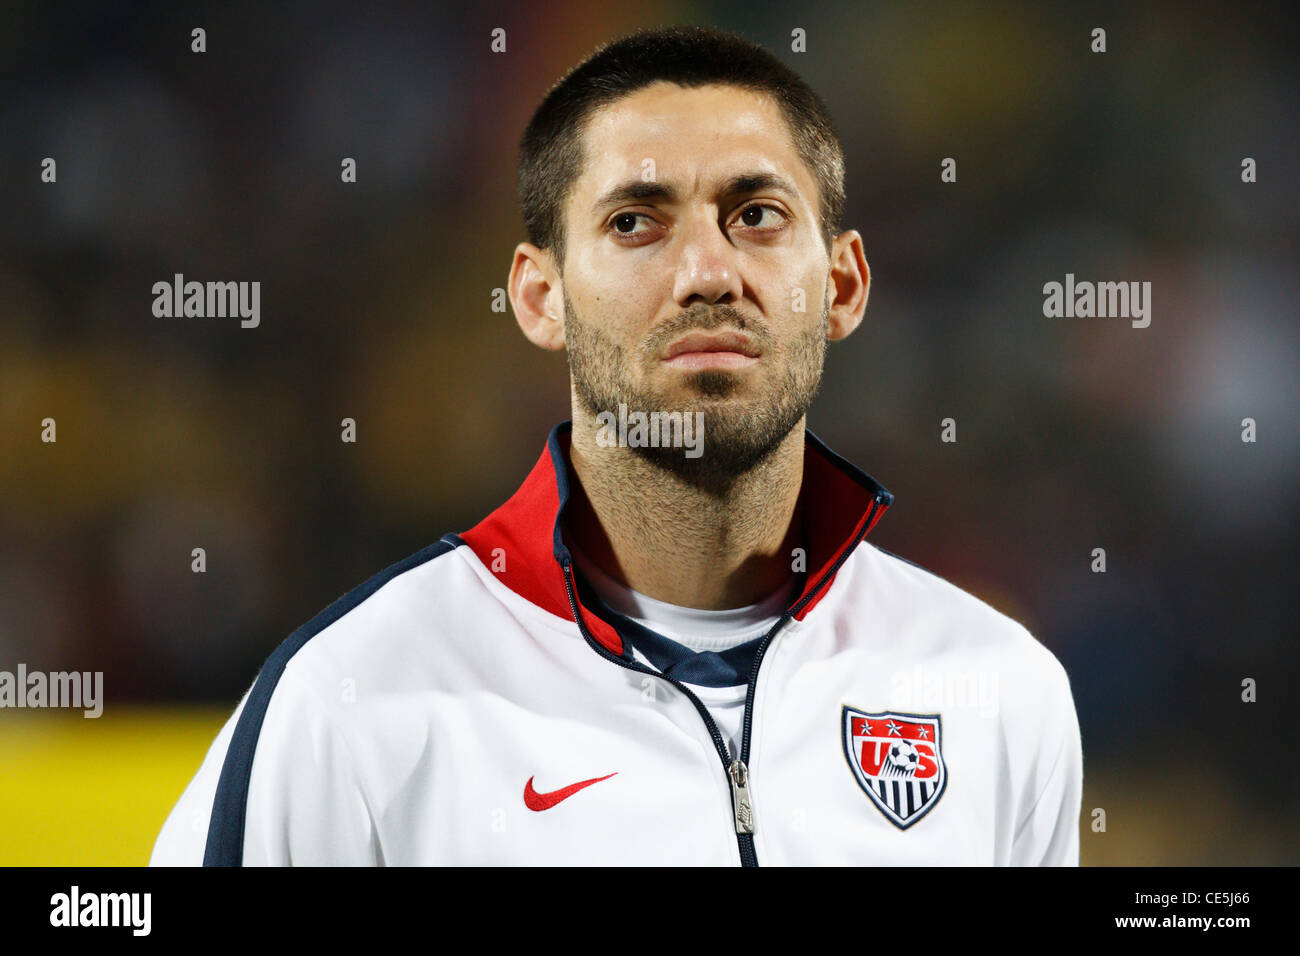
564;288;829;493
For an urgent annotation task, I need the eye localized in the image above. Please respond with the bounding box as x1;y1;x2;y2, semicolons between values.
733;203;788;230
608;211;656;237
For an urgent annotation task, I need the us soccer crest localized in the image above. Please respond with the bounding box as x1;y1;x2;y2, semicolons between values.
842;706;947;829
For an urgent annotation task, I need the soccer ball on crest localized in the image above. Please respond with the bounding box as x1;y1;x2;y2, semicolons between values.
887;738;919;774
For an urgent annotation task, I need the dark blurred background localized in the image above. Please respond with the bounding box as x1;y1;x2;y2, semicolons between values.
1;1;1296;863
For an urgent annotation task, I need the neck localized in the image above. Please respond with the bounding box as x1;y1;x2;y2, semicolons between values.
565;411;806;610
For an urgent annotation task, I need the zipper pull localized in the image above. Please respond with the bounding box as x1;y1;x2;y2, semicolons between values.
728;760;754;834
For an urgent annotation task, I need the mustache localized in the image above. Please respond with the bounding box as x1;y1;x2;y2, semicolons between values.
642;305;773;357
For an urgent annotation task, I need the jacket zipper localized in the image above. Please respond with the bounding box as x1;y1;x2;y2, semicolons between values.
560;557;763;863
728;492;887;864
558;488;886;868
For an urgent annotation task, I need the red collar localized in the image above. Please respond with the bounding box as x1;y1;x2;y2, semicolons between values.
457;421;892;656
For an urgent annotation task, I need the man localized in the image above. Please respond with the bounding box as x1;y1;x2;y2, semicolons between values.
153;25;1081;866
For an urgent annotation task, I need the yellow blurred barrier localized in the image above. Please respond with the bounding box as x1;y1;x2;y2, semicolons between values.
0;706;229;866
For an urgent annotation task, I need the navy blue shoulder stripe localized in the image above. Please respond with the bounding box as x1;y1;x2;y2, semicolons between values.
202;535;461;866
871;545;948;583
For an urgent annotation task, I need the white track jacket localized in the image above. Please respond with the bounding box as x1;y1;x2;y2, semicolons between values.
152;421;1083;866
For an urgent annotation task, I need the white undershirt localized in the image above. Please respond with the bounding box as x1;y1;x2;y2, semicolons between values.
569;543;799;761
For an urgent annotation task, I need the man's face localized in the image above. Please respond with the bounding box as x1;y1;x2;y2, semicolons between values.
558;82;832;486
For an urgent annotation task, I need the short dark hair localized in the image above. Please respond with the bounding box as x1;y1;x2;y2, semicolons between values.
518;25;847;275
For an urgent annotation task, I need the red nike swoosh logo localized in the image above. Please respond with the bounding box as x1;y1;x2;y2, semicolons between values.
523;772;618;811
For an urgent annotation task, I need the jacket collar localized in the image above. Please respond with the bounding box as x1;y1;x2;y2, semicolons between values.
457;420;893;657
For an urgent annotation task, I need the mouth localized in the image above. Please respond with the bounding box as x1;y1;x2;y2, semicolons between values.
662;330;761;370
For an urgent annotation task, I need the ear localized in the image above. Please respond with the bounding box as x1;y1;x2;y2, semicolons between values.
826;229;869;342
509;243;566;350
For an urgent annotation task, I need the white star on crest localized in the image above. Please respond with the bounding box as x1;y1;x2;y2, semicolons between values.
859;719;872;735
885;720;902;736
917;726;930;738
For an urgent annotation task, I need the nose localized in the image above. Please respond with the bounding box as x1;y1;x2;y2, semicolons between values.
671;208;745;309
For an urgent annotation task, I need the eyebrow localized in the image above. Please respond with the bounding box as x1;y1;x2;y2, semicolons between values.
591;171;802;214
